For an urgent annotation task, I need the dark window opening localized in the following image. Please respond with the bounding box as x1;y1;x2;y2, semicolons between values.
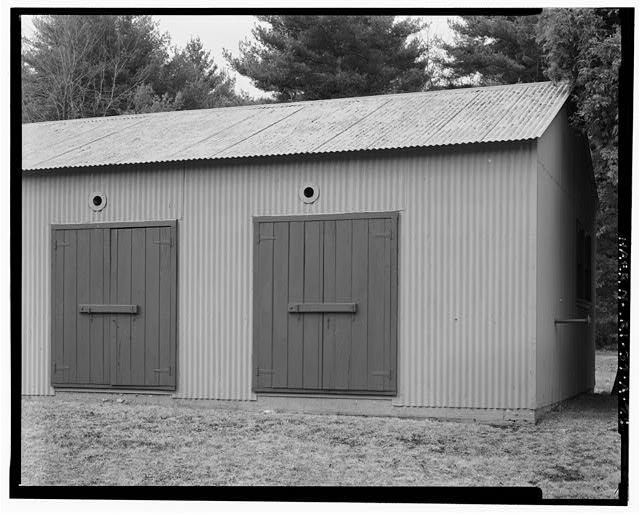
585;235;592;302
576;222;592;303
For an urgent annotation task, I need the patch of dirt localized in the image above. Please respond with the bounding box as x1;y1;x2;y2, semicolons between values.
542;464;585;482
595;350;618;393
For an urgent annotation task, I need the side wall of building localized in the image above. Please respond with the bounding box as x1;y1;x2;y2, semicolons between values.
535;109;598;408
23;143;539;410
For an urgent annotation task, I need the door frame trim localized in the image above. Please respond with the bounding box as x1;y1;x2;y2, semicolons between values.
253;210;399;223
52;219;177;230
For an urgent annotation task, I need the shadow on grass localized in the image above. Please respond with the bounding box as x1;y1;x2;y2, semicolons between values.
548;392;617;419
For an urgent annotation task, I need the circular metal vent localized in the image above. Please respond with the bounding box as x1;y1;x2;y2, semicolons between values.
89;192;107;212
299;184;319;204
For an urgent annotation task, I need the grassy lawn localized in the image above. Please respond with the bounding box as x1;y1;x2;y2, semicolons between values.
20;352;620;498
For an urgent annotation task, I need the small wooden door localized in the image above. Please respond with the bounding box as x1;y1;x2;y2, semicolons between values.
51;221;177;389
253;213;398;395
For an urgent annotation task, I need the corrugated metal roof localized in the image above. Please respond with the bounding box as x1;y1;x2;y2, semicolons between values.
22;81;570;171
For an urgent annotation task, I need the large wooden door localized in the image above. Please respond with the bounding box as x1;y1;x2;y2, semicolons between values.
253;212;398;395
51;221;177;390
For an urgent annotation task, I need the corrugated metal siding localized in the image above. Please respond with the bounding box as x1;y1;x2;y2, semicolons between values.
22;81;569;171
22;144;538;409
21;166;183;395
178;144;537;407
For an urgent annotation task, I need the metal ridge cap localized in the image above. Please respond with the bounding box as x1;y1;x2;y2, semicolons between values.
20;102;280;127
22;81;569;128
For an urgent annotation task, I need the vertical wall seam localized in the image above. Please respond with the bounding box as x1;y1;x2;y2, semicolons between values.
270;223;275;387
301;221;306;386
365;219;370;388
129;229;133;382
286;222;291;386
319;221;324;386
143;228;147;384
88;230;92;383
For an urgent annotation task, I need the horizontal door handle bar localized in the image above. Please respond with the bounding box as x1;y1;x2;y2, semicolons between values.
79;304;138;314
288;302;357;313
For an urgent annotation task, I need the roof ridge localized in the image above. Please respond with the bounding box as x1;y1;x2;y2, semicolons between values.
22;102;275;127
22;81;569;128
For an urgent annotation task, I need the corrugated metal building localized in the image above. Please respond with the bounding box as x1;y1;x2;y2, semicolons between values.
21;81;597;421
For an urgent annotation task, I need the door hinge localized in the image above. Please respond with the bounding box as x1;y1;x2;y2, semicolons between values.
152;235;173;246
256;368;275;376
54;363;70;373
372;232;392;240
153;367;171;374
258;235;276;243
371;370;392;378
54;240;70;250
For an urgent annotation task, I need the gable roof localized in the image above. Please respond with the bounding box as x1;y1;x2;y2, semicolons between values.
22;81;570;171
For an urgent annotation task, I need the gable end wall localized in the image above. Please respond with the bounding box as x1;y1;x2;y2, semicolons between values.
535;108;597;408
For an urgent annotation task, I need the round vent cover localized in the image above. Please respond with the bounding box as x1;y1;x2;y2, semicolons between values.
89;192;107;212
299;184;319;204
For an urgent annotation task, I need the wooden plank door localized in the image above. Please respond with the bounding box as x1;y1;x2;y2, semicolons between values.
321;217;396;392
110;225;177;388
52;222;177;390
253;213;398;395
51;227;111;386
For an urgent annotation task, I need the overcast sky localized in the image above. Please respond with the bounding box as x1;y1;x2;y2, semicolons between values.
21;15;457;99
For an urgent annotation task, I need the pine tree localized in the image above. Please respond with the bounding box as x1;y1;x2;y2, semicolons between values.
225;15;431;102
438;15;543;86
